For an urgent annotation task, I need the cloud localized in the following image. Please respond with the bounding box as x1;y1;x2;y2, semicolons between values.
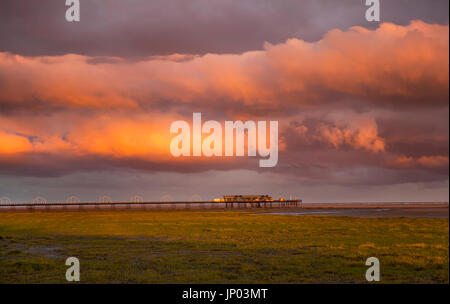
0;113;173;159
0;22;448;189
318;118;385;153
0;21;448;115
0;131;32;154
391;155;449;169
1;0;448;57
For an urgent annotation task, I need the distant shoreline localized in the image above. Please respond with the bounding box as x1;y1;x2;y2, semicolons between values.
300;202;449;209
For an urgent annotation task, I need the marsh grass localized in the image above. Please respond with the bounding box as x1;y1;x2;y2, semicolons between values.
0;210;448;283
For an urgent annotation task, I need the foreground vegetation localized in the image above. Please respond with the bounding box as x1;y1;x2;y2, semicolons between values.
0;210;448;283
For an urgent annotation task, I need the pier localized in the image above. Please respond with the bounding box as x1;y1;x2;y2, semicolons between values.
0;199;302;212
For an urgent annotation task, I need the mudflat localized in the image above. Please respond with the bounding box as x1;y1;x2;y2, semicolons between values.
262;203;449;218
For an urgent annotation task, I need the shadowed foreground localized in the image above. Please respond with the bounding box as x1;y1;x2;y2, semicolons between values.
0;210;448;283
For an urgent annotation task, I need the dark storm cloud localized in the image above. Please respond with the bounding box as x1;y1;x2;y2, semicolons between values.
0;0;448;57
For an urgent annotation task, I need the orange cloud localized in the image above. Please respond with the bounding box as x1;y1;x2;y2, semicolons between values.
0;21;447;112
417;156;449;168
0;131;32;154
0;114;174;161
65;117;170;159
0;22;448;180
390;155;449;169
319;118;385;153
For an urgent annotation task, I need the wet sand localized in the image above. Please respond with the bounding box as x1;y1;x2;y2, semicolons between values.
261;204;449;218
300;202;448;209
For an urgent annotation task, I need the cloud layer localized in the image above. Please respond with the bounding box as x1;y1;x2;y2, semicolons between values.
1;0;448;57
1;21;448;115
0;20;448;201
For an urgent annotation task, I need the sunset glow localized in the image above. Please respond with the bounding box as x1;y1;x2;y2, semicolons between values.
0;2;448;202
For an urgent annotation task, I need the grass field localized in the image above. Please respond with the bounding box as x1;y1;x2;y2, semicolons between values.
0;210;448;283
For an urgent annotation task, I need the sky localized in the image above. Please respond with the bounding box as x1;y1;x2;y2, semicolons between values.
0;0;448;203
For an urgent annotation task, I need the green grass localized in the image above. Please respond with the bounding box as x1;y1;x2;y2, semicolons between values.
0;210;448;283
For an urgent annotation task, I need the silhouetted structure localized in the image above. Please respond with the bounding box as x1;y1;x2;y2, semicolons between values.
223;195;273;202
